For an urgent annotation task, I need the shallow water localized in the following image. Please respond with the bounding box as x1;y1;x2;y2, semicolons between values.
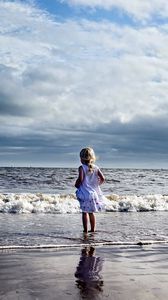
1;212;168;247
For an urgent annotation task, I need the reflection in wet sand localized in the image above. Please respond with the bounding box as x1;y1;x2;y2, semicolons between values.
75;247;104;299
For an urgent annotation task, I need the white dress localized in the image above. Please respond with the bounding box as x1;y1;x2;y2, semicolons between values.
76;164;104;213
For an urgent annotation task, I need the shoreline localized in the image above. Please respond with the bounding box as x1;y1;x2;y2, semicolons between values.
1;239;168;250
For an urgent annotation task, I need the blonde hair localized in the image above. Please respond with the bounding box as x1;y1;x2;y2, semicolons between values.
80;147;96;172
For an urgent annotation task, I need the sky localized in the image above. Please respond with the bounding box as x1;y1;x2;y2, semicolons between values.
0;0;168;168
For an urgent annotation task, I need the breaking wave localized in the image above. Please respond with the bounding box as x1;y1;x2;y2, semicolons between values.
0;193;168;214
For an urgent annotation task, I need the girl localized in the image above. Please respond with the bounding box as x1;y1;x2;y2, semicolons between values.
75;147;105;233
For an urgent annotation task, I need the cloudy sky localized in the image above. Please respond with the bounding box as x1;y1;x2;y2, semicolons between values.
0;0;168;168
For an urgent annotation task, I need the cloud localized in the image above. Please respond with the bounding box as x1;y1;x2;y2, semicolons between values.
0;0;168;166
63;0;168;21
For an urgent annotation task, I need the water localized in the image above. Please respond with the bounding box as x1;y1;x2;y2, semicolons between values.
0;167;168;195
0;167;168;248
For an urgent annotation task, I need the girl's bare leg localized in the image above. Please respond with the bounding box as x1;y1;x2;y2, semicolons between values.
82;212;88;233
89;213;96;232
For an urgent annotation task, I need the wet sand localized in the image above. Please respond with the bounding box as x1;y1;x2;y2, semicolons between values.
0;245;168;300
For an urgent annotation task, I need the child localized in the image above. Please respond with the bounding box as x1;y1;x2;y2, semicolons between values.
75;147;105;233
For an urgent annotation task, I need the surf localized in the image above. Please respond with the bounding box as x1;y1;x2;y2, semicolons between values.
0;192;168;214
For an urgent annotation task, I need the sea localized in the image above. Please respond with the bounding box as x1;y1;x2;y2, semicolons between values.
0;167;168;249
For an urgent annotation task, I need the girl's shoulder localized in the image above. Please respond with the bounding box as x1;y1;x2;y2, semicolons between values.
79;164;87;173
93;164;100;171
91;164;100;174
78;165;85;173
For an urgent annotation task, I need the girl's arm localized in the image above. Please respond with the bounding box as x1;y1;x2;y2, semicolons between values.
98;168;105;185
75;166;84;188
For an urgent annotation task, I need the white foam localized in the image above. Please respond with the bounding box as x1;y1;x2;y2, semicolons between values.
105;194;168;212
0;193;168;214
0;240;168;250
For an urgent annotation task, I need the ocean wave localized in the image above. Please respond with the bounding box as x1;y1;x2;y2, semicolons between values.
0;193;168;214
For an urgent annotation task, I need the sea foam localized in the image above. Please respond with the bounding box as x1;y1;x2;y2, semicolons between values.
0;193;168;214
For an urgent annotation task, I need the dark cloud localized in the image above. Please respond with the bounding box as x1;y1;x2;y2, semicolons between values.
0;65;31;117
95;116;168;154
0;92;29;116
0;114;168;167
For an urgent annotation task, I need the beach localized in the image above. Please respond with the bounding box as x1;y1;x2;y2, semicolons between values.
0;167;168;299
1;0;168;296
0;244;168;300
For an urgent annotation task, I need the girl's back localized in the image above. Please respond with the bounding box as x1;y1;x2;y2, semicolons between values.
81;164;99;192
